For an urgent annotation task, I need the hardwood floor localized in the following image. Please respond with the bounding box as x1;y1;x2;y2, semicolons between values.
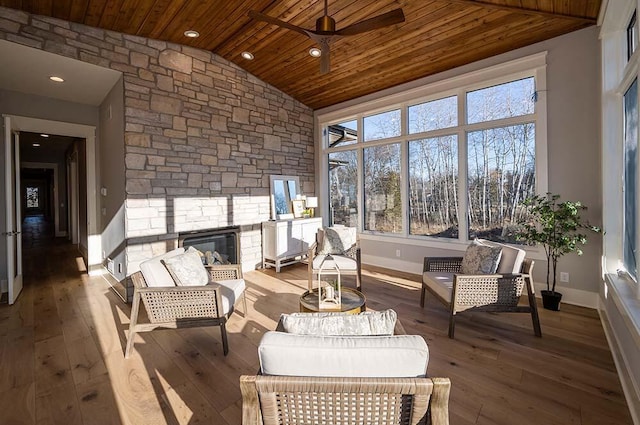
0;219;633;424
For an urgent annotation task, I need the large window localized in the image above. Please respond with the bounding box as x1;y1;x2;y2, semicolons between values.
624;79;638;280
628;10;638;60
364;143;402;233
321;56;545;245
329;150;358;227
466;78;536;242
409;136;458;237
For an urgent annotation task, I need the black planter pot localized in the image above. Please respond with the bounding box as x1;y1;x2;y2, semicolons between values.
541;290;563;311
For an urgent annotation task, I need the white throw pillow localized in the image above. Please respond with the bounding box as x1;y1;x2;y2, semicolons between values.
280;309;397;336
317;226;357;255
461;239;502;274
162;247;209;286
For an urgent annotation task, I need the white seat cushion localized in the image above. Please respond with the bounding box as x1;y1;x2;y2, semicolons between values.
139;247;185;287
422;271;454;302
215;278;246;315
479;240;526;274
258;331;429;378
312;254;358;271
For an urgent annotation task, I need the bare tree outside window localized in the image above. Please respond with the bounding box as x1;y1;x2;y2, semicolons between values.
363;109;401;141
329;150;358;227
467;77;535;124
364;143;402;233
409;136;459;237
26;187;39;208
467;124;536;242
409;95;457;133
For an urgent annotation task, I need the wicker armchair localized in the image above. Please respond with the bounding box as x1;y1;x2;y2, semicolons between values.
420;256;541;338
125;264;246;358
307;227;362;292
240;375;450;425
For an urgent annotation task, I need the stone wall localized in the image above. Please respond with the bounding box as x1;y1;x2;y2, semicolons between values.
0;7;315;273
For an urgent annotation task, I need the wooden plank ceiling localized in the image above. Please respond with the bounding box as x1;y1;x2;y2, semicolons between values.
0;0;601;109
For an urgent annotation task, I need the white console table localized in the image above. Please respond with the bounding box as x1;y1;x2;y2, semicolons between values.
262;217;322;272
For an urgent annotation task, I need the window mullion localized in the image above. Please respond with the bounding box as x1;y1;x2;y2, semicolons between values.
458;88;469;244
401;107;409;237
357;115;364;233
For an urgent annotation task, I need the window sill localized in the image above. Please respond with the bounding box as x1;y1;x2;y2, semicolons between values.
603;273;640;347
358;232;548;261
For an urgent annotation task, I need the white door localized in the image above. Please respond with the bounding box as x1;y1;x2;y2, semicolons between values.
4;116;23;304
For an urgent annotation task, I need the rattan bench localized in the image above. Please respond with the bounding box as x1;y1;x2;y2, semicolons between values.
420;256;541;338
240;375;451;425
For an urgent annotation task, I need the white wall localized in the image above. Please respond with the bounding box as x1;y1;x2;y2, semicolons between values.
98;76;126;281
316;27;602;307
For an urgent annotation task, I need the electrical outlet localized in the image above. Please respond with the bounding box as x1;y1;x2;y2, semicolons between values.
560;272;569;282
395;249;401;257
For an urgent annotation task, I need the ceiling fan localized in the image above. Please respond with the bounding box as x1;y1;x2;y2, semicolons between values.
248;0;405;74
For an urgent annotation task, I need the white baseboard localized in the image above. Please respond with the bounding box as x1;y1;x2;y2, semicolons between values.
533;282;599;309
362;254;423;276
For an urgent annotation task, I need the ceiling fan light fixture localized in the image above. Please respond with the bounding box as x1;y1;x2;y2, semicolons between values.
249;0;405;74
184;30;200;38
241;51;254;60
309;47;322;57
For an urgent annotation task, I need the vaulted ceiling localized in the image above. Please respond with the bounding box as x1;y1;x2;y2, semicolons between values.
0;0;602;109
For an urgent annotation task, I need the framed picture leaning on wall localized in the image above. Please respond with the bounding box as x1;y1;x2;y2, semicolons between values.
292;200;305;218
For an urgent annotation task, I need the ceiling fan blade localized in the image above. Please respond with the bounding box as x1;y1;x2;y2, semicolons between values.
248;10;311;38
335;8;405;36
320;45;330;74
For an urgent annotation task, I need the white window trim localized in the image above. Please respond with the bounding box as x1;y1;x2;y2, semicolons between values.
317;52;548;246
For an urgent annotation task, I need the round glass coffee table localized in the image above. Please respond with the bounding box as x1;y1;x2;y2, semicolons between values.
299;287;366;314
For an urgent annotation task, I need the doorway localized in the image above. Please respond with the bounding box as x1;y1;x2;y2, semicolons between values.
2;115;97;304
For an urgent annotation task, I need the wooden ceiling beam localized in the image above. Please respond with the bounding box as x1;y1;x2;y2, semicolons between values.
439;0;597;24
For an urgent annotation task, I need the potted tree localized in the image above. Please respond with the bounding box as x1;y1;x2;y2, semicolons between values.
517;193;600;311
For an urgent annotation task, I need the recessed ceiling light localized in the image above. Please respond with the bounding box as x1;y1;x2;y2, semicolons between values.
40;134;49;138
309;47;322;58
49;76;64;82
184;30;200;38
241;51;254;60
32;143;40;147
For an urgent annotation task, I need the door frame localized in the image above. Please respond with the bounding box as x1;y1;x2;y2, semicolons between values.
4;116;22;304
4;115;99;271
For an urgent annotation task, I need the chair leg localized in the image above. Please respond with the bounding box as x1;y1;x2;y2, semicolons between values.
125;291;142;358
525;276;542;337
220;321;229;356
448;314;456;339
356;249;362;292
420;285;426;308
